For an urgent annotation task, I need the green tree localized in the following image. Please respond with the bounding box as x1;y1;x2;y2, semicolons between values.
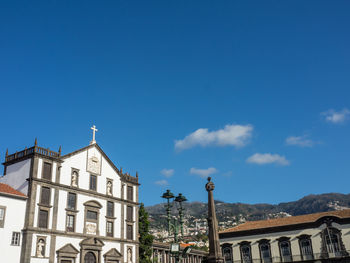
139;203;154;263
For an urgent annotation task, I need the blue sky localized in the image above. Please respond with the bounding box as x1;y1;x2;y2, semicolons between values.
1;1;350;205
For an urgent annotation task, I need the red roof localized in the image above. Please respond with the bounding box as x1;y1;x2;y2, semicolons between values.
0;183;26;197
220;209;350;234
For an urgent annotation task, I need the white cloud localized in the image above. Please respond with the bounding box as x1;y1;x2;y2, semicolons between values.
222;171;233;177
155;180;169;186
160;169;174;178
175;124;253;151
286;135;314;147
321;108;350;124
190;167;218;178
247;153;290;166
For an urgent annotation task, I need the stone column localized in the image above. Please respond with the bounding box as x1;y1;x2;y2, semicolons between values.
206;177;224;263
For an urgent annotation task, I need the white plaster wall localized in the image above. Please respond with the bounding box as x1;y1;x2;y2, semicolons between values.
60;146;122;198
0;195;26;263
0;158;31;195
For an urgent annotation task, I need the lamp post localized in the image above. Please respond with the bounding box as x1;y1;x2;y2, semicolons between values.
161;190;188;263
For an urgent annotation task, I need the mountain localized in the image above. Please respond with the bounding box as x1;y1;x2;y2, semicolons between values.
146;193;350;230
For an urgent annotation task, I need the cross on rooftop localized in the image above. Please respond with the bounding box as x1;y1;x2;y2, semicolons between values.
90;125;98;145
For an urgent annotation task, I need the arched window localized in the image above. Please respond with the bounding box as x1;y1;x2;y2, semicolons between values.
297;235;313;260
84;252;96;263
258;239;272;263
239;242;252;263
322;227;342;257
222;246;233;263
278;237;292;262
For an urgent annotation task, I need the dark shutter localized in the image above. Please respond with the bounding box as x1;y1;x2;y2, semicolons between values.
127;186;133;201
127;206;133;221
41;187;51;205
67;193;76;210
107;201;114;217
127;224;133;240
90;175;97;191
42;162;52;180
86;210;97;220
38;210;48;228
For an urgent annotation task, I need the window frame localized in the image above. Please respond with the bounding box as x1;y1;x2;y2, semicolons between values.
0;206;6;228
127;224;133;240
38;208;49;229
278;237;292;262
239;242;252;263
42;162;53;181
127;206;133;222
107;201;114;218
67;192;77;210
89;174;97;191
258;239;272;263
106;220;114;237
40;186;51;206
127;185;133;201
66;214;75;232
297;235;313;260
11;232;21;246
83;200;101;235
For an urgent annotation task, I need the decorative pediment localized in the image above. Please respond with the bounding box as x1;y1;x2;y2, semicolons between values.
80;237;104;247
56;243;79;256
84;200;102;209
104;248;123;260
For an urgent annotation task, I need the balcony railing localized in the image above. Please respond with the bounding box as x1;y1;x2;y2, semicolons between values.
228;250;350;263
5;145;60;163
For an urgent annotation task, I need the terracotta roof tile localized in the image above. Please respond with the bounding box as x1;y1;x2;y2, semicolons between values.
0;183;26;197
220;209;350;234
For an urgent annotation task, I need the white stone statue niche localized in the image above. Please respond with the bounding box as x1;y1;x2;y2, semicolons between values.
106;180;113;196
36;238;45;258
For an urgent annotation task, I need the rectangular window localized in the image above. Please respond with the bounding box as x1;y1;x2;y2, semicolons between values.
127;224;133;240
38;209;48;228
127;206;133;221
106;221;113;237
11;232;20;246
40;187;51;206
86;210;98;220
66;214;75;232
67;193;76;210
0;207;5;228
107;201;114;217
90;175;97;191
127;186;133;201
42;162;52;180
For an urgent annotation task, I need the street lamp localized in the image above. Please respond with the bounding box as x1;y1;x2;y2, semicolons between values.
161;190;188;263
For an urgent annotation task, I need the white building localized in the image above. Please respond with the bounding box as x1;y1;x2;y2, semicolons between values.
0;183;27;263
219;209;350;263
0;129;139;263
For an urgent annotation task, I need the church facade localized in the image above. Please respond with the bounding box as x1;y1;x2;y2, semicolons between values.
0;133;139;263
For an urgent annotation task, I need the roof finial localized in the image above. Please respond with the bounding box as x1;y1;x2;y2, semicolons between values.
58;146;62;156
90;125;98;145
136;171;139;178
34;138;38;146
6;149;8;157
